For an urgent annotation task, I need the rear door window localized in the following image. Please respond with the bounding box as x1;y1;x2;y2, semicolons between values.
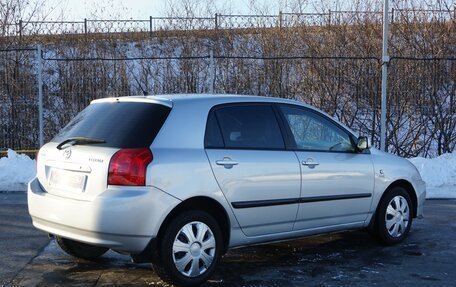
52;101;171;148
210;104;285;150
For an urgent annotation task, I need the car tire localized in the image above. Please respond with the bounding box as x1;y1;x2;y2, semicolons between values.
55;236;108;261
153;210;223;287
374;186;413;245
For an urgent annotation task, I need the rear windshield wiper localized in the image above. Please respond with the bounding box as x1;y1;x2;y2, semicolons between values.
57;137;106;150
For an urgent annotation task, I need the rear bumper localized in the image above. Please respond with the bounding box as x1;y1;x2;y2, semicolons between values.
28;177;180;253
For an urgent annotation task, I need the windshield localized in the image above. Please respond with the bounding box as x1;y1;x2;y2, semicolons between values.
52;101;171;148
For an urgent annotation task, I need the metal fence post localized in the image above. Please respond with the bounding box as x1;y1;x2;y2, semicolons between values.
18;19;23;40
84;18;88;34
149;16;153;36
278;11;283;29
328;9;332;27
208;50;215;94
215;13;218;30
380;0;390;151
36;45;44;147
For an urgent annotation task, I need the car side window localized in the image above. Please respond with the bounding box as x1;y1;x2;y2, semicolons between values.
214;105;285;150
280;105;355;152
204;111;224;148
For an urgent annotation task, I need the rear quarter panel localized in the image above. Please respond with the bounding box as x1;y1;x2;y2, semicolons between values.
148;99;241;239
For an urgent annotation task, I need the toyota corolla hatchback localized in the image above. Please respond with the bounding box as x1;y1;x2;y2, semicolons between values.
28;94;425;286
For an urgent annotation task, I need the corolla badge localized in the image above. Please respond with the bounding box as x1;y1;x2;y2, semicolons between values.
63;149;72;159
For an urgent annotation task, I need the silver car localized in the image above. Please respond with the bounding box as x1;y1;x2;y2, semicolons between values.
28;94;426;286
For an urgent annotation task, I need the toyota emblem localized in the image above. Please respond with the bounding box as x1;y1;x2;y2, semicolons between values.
63;149;72;160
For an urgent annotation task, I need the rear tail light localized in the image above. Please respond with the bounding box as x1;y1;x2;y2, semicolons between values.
108;148;153;186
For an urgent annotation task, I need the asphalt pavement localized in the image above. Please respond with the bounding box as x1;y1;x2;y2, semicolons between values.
1;193;455;287
0;193;49;286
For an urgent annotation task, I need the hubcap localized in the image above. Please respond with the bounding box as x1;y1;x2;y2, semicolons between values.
385;195;410;238
172;221;216;277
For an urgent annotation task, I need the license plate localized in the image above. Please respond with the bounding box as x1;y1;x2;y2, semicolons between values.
49;169;87;192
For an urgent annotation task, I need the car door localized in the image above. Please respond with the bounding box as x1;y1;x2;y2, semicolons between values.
278;104;375;230
205;103;301;237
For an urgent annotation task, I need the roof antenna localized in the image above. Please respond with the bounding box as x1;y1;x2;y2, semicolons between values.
125;61;149;96
133;76;149;96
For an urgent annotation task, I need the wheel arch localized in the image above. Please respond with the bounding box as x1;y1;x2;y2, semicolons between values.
157;196;231;254
372;179;418;224
386;179;418;218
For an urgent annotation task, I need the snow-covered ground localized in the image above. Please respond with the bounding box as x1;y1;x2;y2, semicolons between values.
0;149;454;198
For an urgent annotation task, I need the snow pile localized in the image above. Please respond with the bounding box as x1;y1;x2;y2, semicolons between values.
0;149;36;192
408;153;456;199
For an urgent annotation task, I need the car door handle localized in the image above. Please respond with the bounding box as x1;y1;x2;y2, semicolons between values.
302;160;319;167
216;158;238;168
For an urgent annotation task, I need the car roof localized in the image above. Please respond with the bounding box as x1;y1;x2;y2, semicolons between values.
93;93;305;108
149;94;297;103
92;94;358;137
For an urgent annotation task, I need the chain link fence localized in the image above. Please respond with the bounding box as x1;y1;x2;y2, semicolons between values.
41;54;212;139
0;48;39;155
1;50;455;158
213;56;381;144
0;9;455;157
388;57;456;157
4;8;454;38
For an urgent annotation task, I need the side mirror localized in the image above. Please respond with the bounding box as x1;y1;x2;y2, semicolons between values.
357;136;369;150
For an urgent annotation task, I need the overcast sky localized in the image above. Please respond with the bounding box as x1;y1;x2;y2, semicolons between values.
46;0;285;20
36;0;455;21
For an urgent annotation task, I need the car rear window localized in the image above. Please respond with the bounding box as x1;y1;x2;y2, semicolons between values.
52;101;171;148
